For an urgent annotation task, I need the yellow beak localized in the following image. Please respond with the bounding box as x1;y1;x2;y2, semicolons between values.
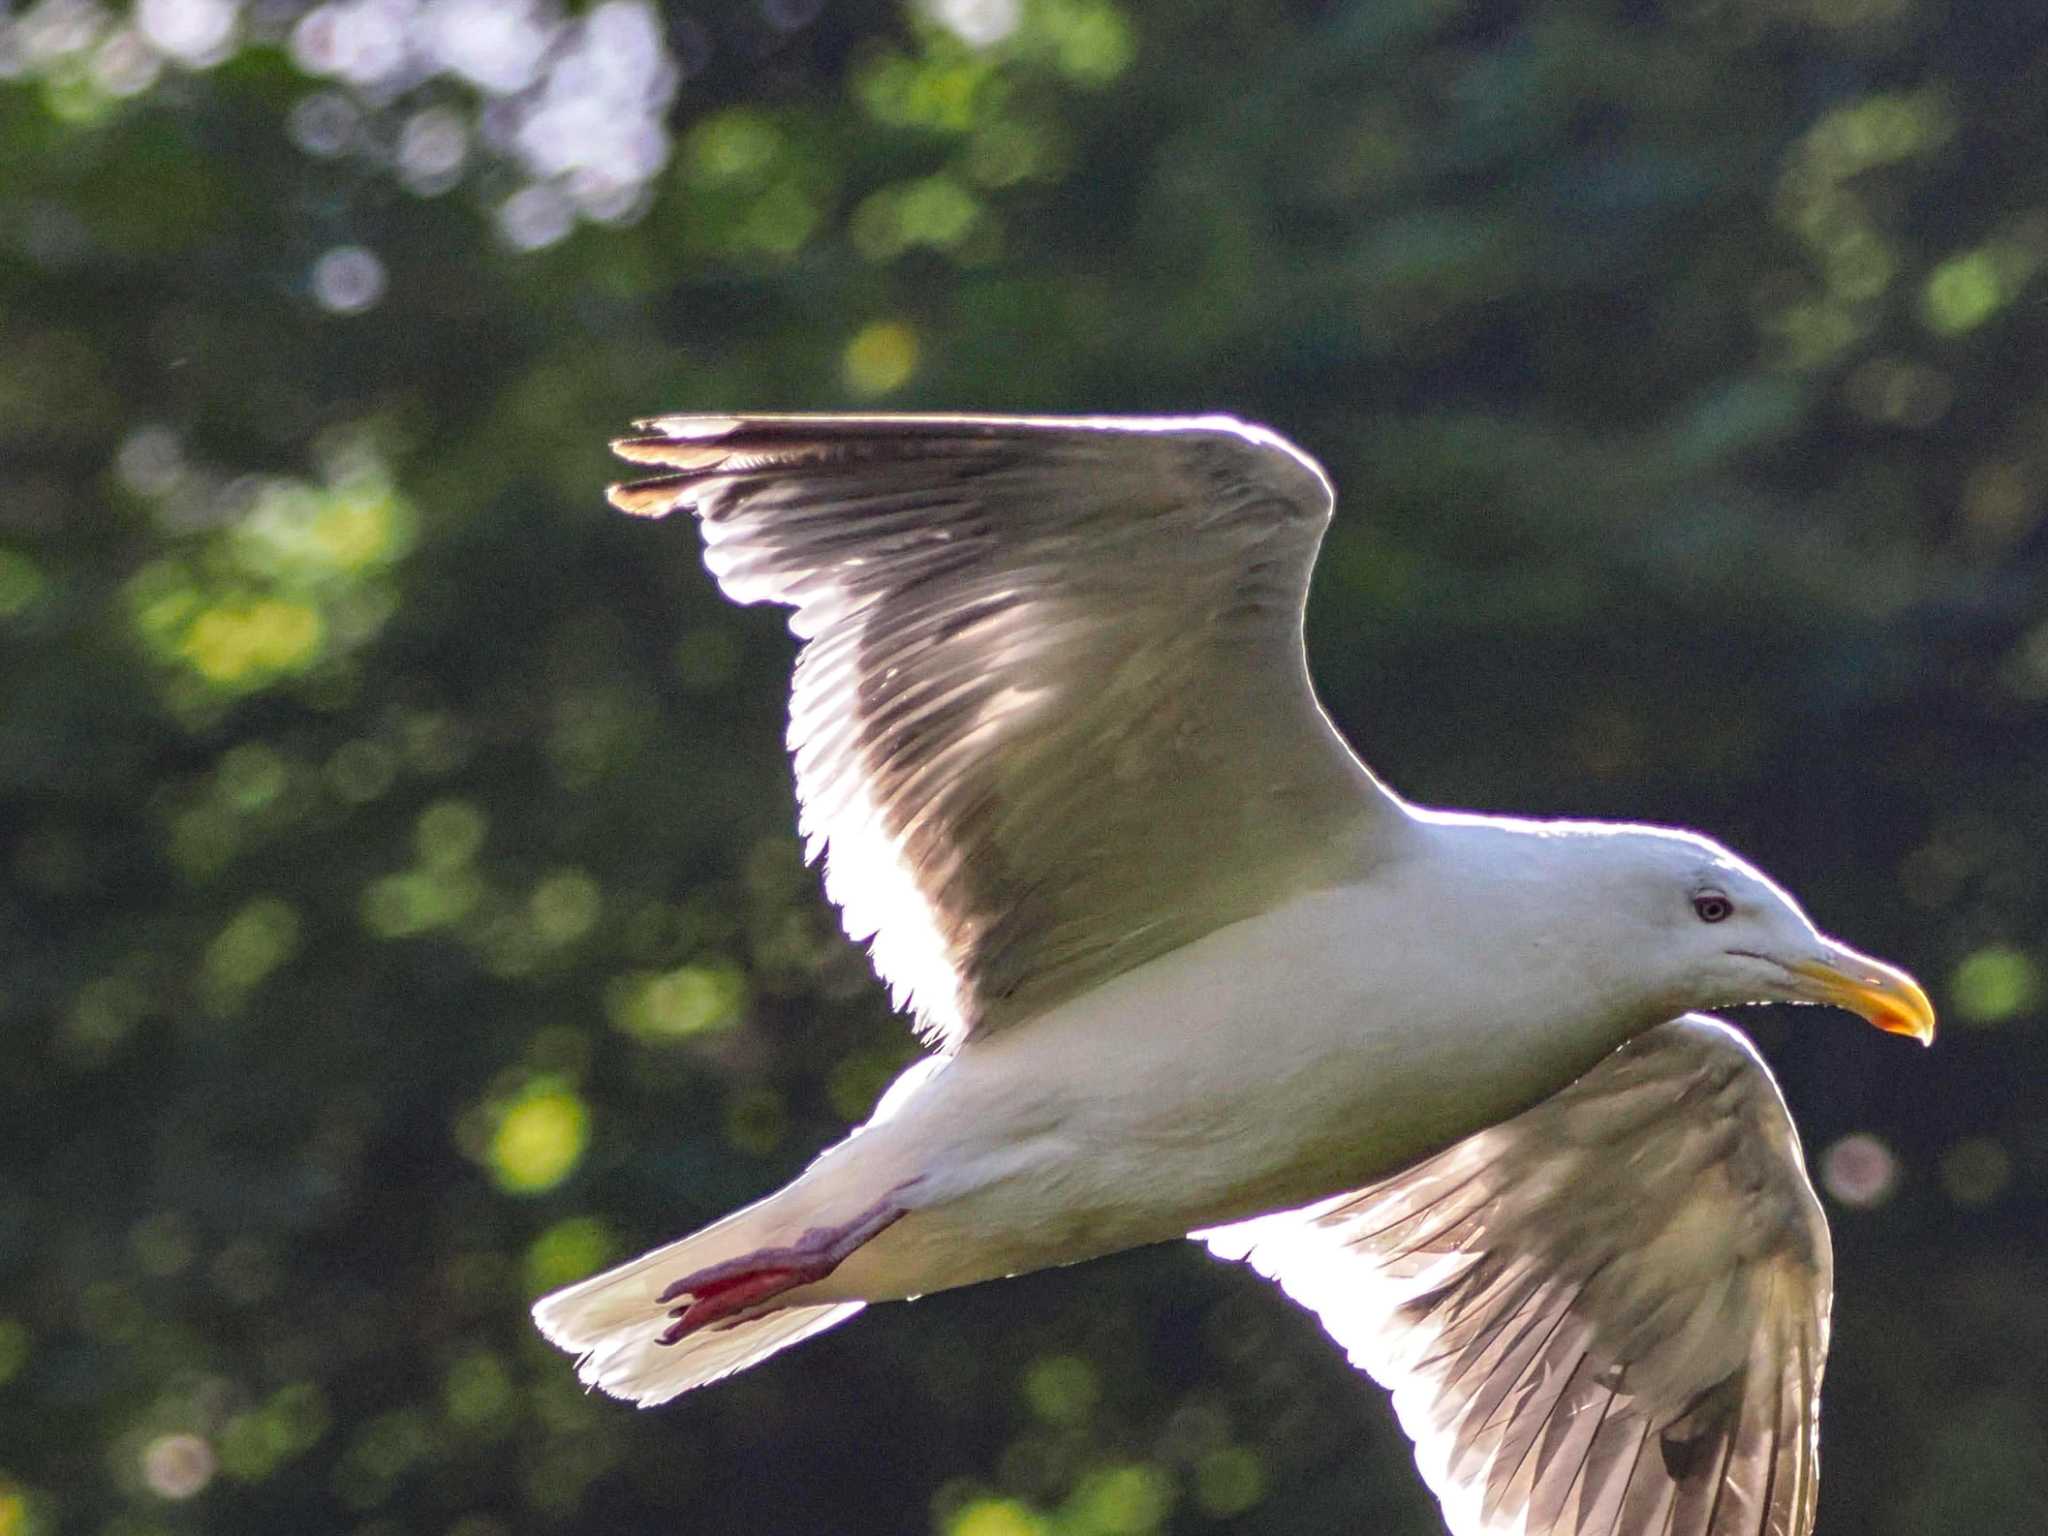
1789;943;1937;1045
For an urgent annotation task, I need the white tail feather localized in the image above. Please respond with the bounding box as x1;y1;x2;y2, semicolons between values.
530;1191;863;1406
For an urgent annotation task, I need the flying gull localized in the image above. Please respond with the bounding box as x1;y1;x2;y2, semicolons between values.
535;415;1934;1536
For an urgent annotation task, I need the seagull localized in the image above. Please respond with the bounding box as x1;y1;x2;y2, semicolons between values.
535;415;1934;1536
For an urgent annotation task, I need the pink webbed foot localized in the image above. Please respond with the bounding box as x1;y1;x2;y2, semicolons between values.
655;1195;908;1347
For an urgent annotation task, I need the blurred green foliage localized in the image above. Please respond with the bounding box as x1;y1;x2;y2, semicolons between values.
1;0;2045;1533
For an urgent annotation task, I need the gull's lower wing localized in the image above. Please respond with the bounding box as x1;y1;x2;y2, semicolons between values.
611;414;1406;1049
1199;1016;1832;1536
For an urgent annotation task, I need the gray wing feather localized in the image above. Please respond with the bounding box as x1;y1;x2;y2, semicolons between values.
611;414;1401;1049
1201;1015;1832;1536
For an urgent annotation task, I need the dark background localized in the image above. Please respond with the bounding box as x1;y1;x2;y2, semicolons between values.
2;0;2043;1532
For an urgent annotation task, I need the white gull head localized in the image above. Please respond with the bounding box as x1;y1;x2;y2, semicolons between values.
1410;810;1934;1044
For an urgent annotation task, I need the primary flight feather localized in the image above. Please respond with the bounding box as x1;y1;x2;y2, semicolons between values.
537;414;1934;1536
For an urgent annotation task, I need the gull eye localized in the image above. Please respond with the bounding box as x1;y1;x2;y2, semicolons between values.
1692;890;1733;923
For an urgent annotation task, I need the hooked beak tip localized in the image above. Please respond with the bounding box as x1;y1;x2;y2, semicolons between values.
1789;947;1936;1047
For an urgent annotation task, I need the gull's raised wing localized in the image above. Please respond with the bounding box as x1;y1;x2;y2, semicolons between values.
611;414;1404;1049
1200;1016;1832;1536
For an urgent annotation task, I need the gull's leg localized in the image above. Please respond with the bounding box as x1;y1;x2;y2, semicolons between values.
654;1193;909;1346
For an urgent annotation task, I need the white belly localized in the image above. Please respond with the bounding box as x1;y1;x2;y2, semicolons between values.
805;879;1641;1303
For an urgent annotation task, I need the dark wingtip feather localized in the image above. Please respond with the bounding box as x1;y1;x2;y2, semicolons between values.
606;476;689;517
611;434;733;468
631;414;745;437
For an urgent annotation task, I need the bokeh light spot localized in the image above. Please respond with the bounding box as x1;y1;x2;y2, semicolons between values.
124;450;412;702
1193;1445;1264;1517
361;870;480;935
62;975;148;1064
290;0;409;86
327;739;398;802
673;626;739;692
311;245;387;314
529;870;601;944
286;89;358;156
274;1383;332;1448
844;321;920;396
310;489;399;568
948;1498;1047;1536
525;1215;614;1293
0;550;44;618
607;964;745;1041
898;176;978;247
425;0;553;95
444;1350;516;1434
1820;1131;1899;1209
498;183;574;251
1951;945;2039;1026
740;180;819;256
203;896;301;1009
1805;89;1952;179
689;109;780;183
1041;0;1134;84
1940;1137;2012;1207
217;742;287;812
724;1085;786;1155
398;106;468;195
180;599;323;683
1923;250;2002;334
1022;1355;1098;1425
416;799;486;868
334;1407;433;1509
114;424;183;496
136;0;238;66
217;1410;279;1481
0;1483;32;1536
0;1321;29;1386
489;1085;589;1194
218;1382;331;1476
141;1433;215;1500
93;28;164;96
1063;1463;1172;1535
923;0;1021;49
